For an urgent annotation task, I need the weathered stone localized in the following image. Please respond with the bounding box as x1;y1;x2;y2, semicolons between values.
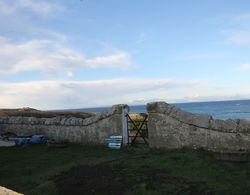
238;119;250;133
111;104;129;114
28;117;39;125
60;118;67;125
1;102;250;153
210;119;238;132
44;119;52;125
174;110;212;128
49;117;62;125
0;117;7;124
8;117;17;124
147;101;250;153
147;102;173;114
0;104;129;145
39;118;47;125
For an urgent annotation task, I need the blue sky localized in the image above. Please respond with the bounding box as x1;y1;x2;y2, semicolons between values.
0;0;250;109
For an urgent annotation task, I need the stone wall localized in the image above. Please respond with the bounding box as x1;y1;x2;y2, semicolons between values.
147;102;250;153
0;104;129;145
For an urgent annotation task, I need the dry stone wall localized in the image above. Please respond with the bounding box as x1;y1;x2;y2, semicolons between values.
0;104;129;145
147;102;250;153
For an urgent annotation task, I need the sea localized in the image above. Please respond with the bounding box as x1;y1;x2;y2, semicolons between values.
67;100;250;120
70;99;250;120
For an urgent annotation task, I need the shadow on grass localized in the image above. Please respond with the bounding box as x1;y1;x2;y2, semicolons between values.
54;162;213;195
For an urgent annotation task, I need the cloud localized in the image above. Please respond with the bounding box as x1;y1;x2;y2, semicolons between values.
1;78;249;109
170;51;228;61
85;52;132;70
240;64;250;72
178;93;250;103
136;32;147;44
0;36;134;76
0;78;198;109
221;13;250;46
18;0;63;15
231;13;250;27
0;0;63;16
0;0;17;15
227;31;250;45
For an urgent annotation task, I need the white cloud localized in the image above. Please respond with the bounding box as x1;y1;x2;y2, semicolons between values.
240;64;250;72
0;0;17;15
221;13;250;46
170;51;228;61
179;93;250;103
18;0;63;15
227;31;250;45
0;36;134;76
136;32;147;44
0;78;198;109
0;78;249;109
0;0;63;16
85;52;132;70
231;13;250;27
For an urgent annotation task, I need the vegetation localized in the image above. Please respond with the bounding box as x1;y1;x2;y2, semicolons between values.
0;144;249;195
0;108;94;119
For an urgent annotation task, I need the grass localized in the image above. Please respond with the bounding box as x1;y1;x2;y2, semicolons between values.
0;144;249;195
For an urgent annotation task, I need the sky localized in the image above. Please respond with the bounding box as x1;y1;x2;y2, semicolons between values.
0;0;250;110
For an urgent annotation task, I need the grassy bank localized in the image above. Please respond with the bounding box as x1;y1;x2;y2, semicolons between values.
0;144;249;195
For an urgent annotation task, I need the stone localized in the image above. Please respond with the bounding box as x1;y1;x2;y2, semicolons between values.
238;119;250;133
111;104;129;114
210;119;238;132
28;117;39;125
147;102;173;114
39;118;47;125
147;101;250;153
0;104;129;145
50;117;62;125
174;109;212;129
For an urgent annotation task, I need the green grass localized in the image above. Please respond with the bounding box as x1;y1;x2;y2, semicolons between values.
0;145;249;195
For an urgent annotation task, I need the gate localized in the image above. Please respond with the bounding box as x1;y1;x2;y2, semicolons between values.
126;113;148;145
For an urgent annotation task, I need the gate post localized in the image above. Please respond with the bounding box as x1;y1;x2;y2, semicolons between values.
122;105;129;145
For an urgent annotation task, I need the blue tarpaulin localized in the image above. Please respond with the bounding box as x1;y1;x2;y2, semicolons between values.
30;135;48;144
3;135;48;146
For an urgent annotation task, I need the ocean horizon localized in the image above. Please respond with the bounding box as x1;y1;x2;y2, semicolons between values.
62;99;250;120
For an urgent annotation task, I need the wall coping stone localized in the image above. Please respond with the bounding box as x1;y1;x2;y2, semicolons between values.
0;104;129;127
147;101;250;133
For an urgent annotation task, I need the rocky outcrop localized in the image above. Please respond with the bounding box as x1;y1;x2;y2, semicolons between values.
147;102;250;152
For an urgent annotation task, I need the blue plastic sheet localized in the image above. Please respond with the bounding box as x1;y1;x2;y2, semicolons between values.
30;135;48;144
7;135;48;145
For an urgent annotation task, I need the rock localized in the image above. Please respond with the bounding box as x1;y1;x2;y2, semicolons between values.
147;102;212;128
238;119;250;133
39;118;47;125
60;118;67;125
174;110;212;129
28;117;39;125
147;102;173;114
50;117;62;125
111;104;129;114
210;119;238;132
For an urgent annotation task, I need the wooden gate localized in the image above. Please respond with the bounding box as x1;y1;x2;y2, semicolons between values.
126;113;148;145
